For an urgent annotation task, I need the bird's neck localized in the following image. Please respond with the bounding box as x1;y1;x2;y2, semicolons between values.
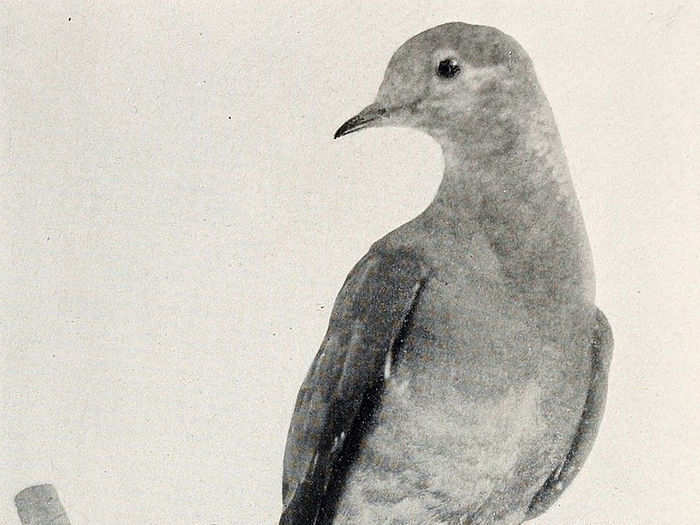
426;98;595;305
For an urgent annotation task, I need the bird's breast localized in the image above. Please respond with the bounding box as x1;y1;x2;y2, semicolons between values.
333;254;593;523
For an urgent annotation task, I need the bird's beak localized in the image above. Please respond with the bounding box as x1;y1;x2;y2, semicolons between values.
334;102;388;139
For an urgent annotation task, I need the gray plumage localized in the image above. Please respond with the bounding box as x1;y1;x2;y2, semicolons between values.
280;22;613;525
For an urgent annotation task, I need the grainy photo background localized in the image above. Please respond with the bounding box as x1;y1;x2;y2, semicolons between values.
2;2;699;523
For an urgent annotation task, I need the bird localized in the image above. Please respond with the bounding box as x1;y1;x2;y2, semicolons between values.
279;22;613;525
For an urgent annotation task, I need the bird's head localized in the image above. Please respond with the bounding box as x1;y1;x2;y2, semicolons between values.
335;23;541;157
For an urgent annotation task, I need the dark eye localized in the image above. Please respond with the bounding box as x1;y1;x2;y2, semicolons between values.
436;58;461;79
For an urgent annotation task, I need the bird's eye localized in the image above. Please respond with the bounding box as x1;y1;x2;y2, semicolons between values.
436;58;461;79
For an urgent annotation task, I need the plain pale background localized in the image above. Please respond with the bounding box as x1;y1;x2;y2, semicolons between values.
2;1;699;523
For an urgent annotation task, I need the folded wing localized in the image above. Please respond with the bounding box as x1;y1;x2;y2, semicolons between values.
280;248;430;525
527;308;614;519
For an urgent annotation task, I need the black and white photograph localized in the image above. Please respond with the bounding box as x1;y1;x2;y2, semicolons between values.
3;2;699;524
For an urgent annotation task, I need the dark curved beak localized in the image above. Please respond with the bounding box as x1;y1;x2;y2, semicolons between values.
334;103;388;139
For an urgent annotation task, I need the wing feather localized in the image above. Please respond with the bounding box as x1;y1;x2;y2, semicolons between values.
527;308;614;518
279;248;430;525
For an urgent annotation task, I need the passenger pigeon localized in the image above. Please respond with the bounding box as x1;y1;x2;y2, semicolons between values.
280;22;613;525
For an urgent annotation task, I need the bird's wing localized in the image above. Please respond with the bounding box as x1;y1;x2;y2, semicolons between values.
279;247;430;525
526;308;614;519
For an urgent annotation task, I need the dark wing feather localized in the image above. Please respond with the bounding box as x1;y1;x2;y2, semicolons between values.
527;307;614;519
279;248;430;525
